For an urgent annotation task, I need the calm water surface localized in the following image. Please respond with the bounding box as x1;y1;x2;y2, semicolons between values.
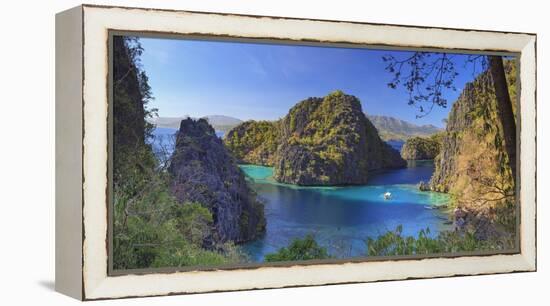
240;161;451;261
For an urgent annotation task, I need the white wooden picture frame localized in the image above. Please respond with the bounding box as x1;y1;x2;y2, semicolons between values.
55;4;536;300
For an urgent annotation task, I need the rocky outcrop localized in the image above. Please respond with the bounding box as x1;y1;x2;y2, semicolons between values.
273;91;405;185
429;61;517;219
168;118;265;243
400;136;441;160
225;91;405;186
224;120;279;166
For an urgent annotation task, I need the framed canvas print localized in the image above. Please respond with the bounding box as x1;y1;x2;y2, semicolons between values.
55;4;537;300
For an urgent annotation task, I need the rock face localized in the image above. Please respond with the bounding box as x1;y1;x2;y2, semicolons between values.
226;91;405;185
224;120;279;166
168;118;265;243
274;91;405;185
429;61;516;217
400;136;441;160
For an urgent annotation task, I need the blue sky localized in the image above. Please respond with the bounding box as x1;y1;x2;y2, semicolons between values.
138;37;484;128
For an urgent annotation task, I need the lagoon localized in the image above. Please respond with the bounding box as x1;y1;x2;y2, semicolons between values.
240;162;451;261
151;127;451;262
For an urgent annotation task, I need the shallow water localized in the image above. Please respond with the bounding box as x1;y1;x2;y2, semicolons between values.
240;162;451;261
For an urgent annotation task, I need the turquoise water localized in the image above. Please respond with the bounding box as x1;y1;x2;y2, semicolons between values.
240;162;451;261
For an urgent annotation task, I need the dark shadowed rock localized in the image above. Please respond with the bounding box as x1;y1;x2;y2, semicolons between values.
168;118;265;243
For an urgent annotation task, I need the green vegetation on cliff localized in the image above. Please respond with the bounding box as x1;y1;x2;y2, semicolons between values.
400;134;442;160
277;91;406;185
429;60;517;239
224;120;279;166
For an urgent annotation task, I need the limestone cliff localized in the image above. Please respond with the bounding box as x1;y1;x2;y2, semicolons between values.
429;61;516;223
168;118;265;243
226;91;405;185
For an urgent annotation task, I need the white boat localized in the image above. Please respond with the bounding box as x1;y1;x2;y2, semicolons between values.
384;192;392;200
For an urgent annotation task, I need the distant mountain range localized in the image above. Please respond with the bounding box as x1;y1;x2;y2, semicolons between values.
150;115;243;132
150;114;442;141
366;115;443;141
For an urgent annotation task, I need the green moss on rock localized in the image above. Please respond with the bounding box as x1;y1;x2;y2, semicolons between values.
224;120;279;166
400;135;441;160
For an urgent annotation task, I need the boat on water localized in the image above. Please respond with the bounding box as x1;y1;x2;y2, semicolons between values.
384;192;392;200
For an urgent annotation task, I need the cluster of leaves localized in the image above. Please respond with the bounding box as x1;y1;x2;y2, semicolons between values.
224;120;280;166
113;173;248;269
383;52;458;117
264;234;331;262
113;177;240;269
366;225;510;257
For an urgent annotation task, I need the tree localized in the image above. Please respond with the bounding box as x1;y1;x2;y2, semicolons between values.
487;56;516;181
264;235;330;262
383;53;516;183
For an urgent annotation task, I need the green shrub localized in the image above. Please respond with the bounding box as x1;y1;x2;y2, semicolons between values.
113;171;246;269
264;235;330;262
366;225;508;257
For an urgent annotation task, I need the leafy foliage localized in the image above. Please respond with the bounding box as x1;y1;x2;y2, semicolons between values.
383;52;458;117
366;225;511;256
264;235;331;262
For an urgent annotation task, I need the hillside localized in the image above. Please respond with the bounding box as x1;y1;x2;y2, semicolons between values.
367;115;442;141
